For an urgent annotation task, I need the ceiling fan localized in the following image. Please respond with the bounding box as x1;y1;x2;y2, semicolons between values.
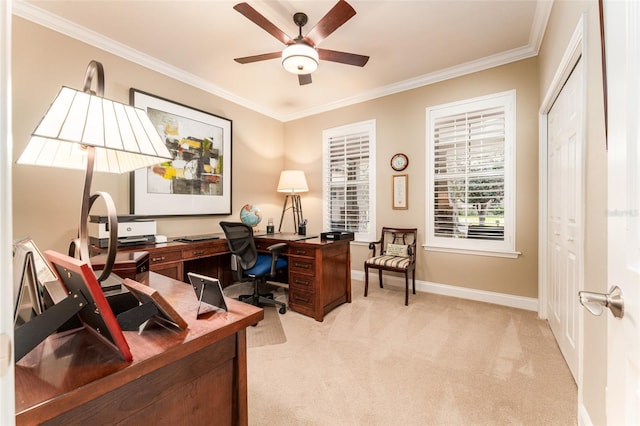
233;0;369;86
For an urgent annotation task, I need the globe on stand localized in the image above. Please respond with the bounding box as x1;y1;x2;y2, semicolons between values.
240;204;262;227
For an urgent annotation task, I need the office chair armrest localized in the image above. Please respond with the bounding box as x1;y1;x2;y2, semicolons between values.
266;242;287;255
266;243;287;277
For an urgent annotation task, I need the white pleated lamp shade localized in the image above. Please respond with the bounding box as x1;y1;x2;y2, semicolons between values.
17;86;172;173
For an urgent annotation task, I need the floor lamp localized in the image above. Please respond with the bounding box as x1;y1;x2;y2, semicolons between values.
277;170;308;233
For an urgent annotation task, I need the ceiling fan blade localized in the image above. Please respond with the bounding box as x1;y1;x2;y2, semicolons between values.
234;51;282;64
304;0;356;47
299;74;312;85
317;48;369;67
233;2;293;45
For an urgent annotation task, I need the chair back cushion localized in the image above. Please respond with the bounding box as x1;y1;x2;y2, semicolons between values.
386;243;409;257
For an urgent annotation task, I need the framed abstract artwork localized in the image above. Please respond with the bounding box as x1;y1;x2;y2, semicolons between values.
130;89;232;216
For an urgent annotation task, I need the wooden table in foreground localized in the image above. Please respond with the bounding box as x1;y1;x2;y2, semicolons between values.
15;272;263;426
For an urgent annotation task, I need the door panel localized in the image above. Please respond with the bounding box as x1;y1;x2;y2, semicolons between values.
547;58;584;380
604;0;640;423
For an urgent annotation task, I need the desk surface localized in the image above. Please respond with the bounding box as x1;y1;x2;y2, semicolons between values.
173;232;318;243
15;272;263;424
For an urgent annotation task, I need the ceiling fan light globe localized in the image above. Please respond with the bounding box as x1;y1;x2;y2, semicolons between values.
281;44;319;75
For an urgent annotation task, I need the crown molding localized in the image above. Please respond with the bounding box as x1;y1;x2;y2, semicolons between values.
530;0;554;53
281;44;538;122
12;0;550;123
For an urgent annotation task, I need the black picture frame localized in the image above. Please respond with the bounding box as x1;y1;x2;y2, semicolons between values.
130;89;232;216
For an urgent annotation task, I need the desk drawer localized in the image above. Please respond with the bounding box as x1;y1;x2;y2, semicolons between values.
289;258;315;274
289;272;315;292
255;240;288;254
288;287;314;316
182;244;227;259
288;246;315;257
149;249;182;265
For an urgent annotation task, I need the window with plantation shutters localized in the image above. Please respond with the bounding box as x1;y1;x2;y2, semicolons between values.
323;120;376;242
426;91;517;257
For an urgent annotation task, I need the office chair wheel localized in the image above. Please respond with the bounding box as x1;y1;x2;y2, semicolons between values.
279;306;286;314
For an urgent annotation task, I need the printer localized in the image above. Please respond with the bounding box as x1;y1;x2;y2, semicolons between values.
89;216;157;248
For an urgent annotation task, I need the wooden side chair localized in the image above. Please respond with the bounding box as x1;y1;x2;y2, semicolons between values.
364;227;417;305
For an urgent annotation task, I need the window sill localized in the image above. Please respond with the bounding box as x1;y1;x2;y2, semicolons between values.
422;245;521;259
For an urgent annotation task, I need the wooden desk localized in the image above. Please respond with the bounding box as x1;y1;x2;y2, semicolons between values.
111;233;352;322
15;272;263;426
254;234;352;322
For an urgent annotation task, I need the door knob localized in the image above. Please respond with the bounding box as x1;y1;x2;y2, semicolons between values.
578;285;624;318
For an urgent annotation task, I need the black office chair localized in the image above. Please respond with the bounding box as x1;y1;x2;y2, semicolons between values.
219;222;287;314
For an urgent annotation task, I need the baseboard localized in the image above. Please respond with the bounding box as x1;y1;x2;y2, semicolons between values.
352;270;538;312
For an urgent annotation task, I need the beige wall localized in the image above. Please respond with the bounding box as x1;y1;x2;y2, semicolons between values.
284;58;540;298
12;17;285;254
538;0;608;423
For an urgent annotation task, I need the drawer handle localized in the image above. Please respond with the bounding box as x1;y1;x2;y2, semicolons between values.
152;256;166;262
294;262;310;269
295;250;307;255
294;295;311;303
294;279;310;286
192;250;205;255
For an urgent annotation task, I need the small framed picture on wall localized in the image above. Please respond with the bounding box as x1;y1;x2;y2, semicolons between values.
392;174;408;210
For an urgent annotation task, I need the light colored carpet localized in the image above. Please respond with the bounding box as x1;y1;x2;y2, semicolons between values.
246;279;578;425
224;282;287;348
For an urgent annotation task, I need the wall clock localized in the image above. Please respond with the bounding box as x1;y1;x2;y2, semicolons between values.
390;153;409;171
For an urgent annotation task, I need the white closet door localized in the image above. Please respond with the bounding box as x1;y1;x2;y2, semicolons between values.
546;58;584;381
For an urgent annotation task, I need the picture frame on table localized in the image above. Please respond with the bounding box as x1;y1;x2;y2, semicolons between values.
44;250;133;362
130;89;232;216
392;174;408;210
122;278;188;330
12;237;58;324
13;237;57;290
13;251;42;327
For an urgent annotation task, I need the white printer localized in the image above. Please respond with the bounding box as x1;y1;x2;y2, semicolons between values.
89;216;157;248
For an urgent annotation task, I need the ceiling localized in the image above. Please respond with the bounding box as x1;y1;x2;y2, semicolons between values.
14;0;551;122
